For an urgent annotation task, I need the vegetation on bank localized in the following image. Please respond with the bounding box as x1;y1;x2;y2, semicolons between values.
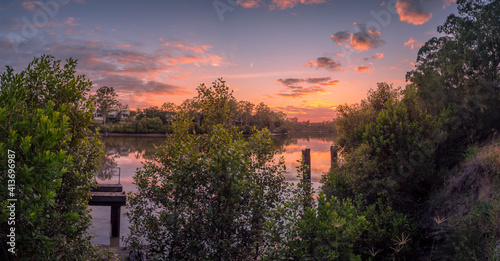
93;79;336;135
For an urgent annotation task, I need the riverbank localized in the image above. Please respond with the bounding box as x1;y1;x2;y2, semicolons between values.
99;132;168;137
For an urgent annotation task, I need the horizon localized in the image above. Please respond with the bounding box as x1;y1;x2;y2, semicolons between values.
0;0;458;122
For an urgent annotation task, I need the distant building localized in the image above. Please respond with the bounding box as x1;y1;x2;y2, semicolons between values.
121;109;130;118
120;109;131;124
108;110;118;119
93;111;103;123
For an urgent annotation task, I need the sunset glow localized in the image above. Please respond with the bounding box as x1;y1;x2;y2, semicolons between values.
0;0;458;121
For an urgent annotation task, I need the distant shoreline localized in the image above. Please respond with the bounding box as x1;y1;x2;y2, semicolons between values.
98;132;168;137
94;130;334;137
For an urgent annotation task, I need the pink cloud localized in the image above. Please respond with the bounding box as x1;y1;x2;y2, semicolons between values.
442;0;456;9
396;0;432;25
331;24;384;51
355;65;371;73
372;52;384;59
404;37;415;49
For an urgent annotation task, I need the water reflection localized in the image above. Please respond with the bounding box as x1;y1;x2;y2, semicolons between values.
100;136;163;159
96;155;118;180
89;132;336;247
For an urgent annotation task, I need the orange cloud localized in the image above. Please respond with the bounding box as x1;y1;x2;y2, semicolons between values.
276;77;339;98
238;0;262;8
320;80;340;87
404;37;415;49
304;57;344;72
331;24;384;51
396;0;432;25
372;53;384;59
171;54;224;67
364;52;384;61
355;65;371;73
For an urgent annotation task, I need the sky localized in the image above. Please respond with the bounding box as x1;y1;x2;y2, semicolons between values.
0;0;458;122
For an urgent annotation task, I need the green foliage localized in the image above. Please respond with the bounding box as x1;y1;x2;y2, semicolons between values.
325;84;442;211
195;78;236;130
136;103;177;125
264;191;368;260
0;55;116;260
126;109;289;260
321;83;441;259
407;0;500;142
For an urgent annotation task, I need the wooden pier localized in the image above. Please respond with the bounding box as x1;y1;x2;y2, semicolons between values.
89;184;127;237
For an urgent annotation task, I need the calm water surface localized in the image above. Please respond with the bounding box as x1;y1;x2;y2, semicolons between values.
88;132;336;246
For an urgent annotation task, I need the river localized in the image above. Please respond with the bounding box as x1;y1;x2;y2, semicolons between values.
88;132;336;247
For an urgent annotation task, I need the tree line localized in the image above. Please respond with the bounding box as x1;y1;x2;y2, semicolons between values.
94;83;336;135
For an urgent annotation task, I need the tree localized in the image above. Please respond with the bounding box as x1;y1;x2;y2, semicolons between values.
195;78;236;130
161;102;178;123
407;0;500;142
127;80;289;260
0;55;116;260
239;101;254;126
95;86;121;126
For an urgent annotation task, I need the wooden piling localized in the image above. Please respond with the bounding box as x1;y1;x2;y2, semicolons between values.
330;146;337;165
302;148;311;180
110;205;121;237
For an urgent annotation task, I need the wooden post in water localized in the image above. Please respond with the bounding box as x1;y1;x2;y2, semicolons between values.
301;148;312;209
302;148;311;180
330;146;337;165
110;205;121;237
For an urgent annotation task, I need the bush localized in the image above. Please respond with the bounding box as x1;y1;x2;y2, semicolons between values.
0;55;116;260
127;111;289;260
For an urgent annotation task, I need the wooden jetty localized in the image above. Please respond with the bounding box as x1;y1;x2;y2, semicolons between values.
89;184;127;237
